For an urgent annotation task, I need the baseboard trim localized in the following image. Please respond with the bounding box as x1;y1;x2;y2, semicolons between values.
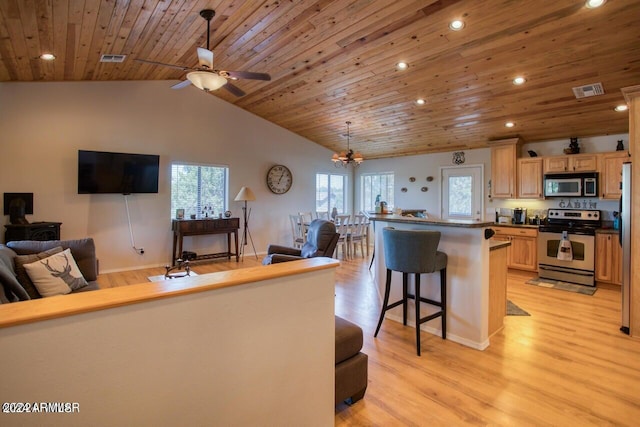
385;313;489;351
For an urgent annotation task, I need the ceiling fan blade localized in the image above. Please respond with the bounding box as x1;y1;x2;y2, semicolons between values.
171;80;192;90
197;47;214;70
221;82;246;97
224;71;271;81
135;58;190;71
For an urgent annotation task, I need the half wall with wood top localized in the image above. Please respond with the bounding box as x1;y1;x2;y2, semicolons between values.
0;258;339;426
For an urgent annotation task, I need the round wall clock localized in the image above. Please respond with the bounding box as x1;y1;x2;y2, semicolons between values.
266;164;293;194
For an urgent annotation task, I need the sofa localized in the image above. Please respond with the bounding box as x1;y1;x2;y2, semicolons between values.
0;238;100;304
335;315;368;405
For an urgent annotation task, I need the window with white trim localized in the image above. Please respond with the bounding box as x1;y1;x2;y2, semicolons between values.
441;165;483;220
361;172;394;212
316;173;347;214
171;163;229;219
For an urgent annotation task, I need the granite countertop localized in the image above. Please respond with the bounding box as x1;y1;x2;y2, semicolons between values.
365;213;494;228
490;223;540;229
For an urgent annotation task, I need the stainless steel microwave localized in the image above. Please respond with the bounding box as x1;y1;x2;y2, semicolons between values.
544;172;598;197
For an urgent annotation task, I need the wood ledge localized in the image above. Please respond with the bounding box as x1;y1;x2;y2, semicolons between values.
0;257;340;329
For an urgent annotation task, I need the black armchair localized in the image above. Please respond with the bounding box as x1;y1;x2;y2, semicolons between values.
262;219;340;264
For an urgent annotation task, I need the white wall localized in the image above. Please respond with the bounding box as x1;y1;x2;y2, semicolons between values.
0;81;338;271
355;148;492;218
355;134;628;221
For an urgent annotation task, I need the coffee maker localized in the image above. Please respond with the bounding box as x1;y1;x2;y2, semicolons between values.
513;208;527;225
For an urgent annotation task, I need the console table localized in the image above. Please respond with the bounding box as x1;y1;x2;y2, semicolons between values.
5;222;62;243
171;218;240;266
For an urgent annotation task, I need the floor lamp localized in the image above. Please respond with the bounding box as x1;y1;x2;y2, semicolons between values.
234;186;257;260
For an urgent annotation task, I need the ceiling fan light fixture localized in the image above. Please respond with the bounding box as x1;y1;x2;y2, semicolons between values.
187;71;227;92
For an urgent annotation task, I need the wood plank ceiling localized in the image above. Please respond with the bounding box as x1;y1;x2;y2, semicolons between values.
1;0;639;159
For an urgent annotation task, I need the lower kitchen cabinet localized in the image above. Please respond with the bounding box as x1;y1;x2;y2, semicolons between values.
492;227;538;272
595;231;622;285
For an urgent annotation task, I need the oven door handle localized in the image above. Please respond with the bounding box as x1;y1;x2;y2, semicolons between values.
538;265;594;277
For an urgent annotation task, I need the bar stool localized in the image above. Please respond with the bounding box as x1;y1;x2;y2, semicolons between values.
374;227;447;356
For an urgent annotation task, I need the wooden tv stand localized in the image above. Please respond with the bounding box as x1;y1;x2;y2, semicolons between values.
171;218;240;266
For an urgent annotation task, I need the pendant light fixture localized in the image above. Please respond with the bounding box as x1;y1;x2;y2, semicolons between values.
332;121;364;167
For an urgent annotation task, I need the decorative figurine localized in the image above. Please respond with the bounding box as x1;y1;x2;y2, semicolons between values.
616;140;625;151
569;137;580;154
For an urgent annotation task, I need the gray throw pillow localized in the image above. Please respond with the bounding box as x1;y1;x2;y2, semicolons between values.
0;245;17;274
14;246;64;299
0;262;30;302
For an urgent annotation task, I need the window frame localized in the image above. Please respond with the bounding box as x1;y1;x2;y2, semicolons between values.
315;172;348;214
360;172;395;213
440;164;484;221
170;162;229;219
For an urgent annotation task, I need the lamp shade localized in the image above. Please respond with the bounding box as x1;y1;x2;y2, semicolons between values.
234;186;256;202
187;71;227;92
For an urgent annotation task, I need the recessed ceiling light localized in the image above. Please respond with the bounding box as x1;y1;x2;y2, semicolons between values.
585;0;606;8
513;76;526;85
614;104;628;112
40;53;56;61
415;98;426;105
505;122;515;128
449;20;465;31
396;62;408;70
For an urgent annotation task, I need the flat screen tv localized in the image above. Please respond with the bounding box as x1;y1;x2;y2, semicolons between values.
78;150;160;194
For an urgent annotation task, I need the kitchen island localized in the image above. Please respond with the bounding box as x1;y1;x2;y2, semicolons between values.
367;213;503;350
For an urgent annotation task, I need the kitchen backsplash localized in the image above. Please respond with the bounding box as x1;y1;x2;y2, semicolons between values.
488;198;619;221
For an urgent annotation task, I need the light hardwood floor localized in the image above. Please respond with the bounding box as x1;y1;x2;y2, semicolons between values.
99;256;640;426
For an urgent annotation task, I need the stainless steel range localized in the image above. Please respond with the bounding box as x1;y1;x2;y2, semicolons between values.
538;209;601;286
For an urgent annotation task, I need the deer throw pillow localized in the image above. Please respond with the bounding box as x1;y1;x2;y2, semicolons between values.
14;246;64;299
23;249;88;297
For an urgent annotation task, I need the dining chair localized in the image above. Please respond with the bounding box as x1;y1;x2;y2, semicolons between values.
298;211;314;224
349;214;368;258
334;214;351;260
315;211;329;220
289;214;306;249
358;211;371;257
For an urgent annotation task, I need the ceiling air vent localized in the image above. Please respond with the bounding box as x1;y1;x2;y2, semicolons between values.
572;82;604;99
100;54;127;63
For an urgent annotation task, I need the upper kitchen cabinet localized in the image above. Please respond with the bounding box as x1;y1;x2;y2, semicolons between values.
491;138;520;199
600;151;631;199
543;153;598;173
518;158;543;199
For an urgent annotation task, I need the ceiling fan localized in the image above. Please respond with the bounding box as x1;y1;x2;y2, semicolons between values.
135;9;271;97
